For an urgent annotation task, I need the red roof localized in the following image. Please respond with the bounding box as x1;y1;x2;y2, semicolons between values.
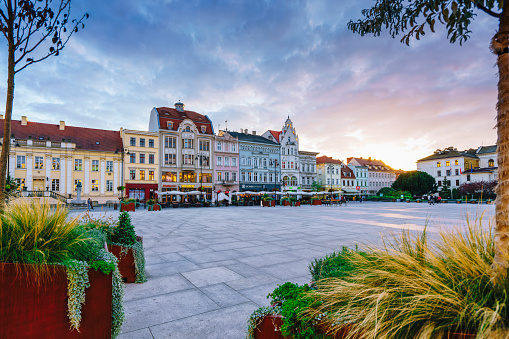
341;166;356;179
0;119;122;152
268;130;281;142
316;155;343;165
349;157;393;171
157;107;213;135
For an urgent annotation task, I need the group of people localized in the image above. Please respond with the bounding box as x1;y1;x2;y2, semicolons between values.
427;195;441;205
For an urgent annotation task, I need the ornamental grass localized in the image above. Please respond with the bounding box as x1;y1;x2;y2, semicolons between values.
306;214;509;339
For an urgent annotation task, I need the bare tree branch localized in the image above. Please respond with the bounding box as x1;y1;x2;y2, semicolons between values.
474;1;502;18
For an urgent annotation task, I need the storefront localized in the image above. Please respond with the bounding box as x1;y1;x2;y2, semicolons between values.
125;183;158;202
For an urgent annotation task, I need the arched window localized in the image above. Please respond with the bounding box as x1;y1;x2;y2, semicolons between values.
247;157;252;166
291;176;297;186
489;159;495;167
283;176;289;186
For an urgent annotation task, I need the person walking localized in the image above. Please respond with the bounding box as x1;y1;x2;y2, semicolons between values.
87;198;93;211
428;195;431;205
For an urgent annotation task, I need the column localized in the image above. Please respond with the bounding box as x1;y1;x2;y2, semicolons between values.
45;155;51;190
100;159;105;194
114;161;119;195
84;158;90;195
67;157;72;195
8;153;15;177
26;154;33;190
60;157;66;195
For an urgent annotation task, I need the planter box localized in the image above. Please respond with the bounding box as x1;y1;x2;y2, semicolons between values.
0;262;112;338
282;200;291;206
262;200;275;207
148;204;161;211
108;236;143;283
254;315;288;339
293;201;301;207
311;199;322;206
120;202;135;212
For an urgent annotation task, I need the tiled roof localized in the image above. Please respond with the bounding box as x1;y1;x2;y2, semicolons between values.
228;131;280;145
341;166;356;179
316;155;342;165
417;149;478;162
268;130;281;142
156;107;213;135
1;119;122;152
477;145;497;154
348;157;393;171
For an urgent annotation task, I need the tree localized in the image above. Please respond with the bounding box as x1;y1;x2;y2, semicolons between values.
348;0;509;281
460;180;497;199
0;1;88;209
391;170;436;196
311;180;323;192
440;176;452;198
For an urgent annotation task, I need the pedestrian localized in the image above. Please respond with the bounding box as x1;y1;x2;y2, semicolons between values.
428;195;431;205
87;198;93;211
437;196;441;204
359;195;362;203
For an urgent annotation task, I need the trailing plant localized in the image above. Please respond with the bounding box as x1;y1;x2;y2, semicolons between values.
65;259;89;332
306;214;509;338
245;305;282;339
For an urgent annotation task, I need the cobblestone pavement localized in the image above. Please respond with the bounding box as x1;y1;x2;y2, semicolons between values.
76;202;495;339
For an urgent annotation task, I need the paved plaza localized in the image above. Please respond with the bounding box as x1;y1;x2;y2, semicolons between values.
78;202;495;339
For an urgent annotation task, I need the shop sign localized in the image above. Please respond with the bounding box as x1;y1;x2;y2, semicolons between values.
162;184;177;188
181;185;195;188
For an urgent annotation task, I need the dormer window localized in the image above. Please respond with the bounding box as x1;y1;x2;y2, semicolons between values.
167;122;173;130
201;126;206;133
489;159;495;167
185;126;191;132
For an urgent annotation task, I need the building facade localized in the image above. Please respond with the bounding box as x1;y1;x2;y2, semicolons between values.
228;131;280;192
149;101;214;202
3;116;123;202
341;165;357;196
348;163;369;196
316;156;343;192
348;157;396;195
214;131;239;194
121;128;159;201
298;150;318;191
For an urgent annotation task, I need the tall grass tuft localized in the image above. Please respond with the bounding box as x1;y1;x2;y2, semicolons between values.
0;199;103;270
306;214;509;339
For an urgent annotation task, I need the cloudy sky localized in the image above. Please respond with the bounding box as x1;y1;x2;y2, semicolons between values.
0;1;499;170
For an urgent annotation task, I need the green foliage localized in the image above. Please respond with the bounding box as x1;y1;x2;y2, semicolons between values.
110;212;136;246
392;171;436;196
65;260;89;332
261;194;274;201
309;246;365;284
441;176;452;198
377;187;412;200
311;180;323;192
307;215;509;338
268;282;327;339
132;240;147;283
0;200;103;265
347;0;502;45
89;260;116;275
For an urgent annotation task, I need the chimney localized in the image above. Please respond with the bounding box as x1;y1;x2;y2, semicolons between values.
244;129;248;134
21;116;28;125
0;114;3;119
252;131;256;135
59;121;65;130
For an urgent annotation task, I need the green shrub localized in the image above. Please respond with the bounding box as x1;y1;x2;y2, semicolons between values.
109;212;136;246
308;246;365;283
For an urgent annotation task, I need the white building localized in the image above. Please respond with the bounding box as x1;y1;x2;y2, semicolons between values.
347;163;369;195
348;157;396;195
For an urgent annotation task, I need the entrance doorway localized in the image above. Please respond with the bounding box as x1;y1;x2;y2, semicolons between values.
33;179;44;191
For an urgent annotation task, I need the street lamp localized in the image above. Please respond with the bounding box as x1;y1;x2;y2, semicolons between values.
195;153;207;200
272;159;279;201
327;164;335;201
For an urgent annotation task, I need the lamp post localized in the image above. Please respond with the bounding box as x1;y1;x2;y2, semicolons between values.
327;164;335;201
195;153;206;201
272;159;279;202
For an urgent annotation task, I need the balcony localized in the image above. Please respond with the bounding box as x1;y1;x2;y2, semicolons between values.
218;180;237;186
181;162;195;170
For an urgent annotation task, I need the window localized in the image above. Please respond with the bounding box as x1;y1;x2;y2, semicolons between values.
232;158;237;166
149;139;154;148
139;154;145;164
74;180;82;190
489;159;495;167
446;161;450;166
437;170;441;177
199;140;210;151
35;156;43;169
106;161;113;172
241;171;246;181
455;160;459;165
183;154;193;165
232;172;237;181
437;161;441;167
129;169;135;180
139;170;145;180
149;154;155;164
16;178;25;190
130;153;136;163
225;157;229;166
232;144;237;152
240;157;245;165
149;170;154;181
327;178;330;185
106;180;113;192
167;122;173;129
52;157;60;170
217;172;222;181
248;172;252;181
162;172;177;182
16;155;26;169
247;157;252;166
456;180;460;186
51;179;59;191
92;160;99;171
467;174;471;181
74;159;82;171
217;157;222;166
217;142;222;151
165;136;176;148
91;180;99;192
183;139;193;149
455;169;459;175
253;158;258;167
139;138;145;147
165;154;176;165
185;126;191;132
179;172;196;183
283;162;286;169
130;137;136;146
438;181;442;186
446;170;451;176
254;172;258;182
201;126;206;133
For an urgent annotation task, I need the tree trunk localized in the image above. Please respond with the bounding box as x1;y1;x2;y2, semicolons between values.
0;25;15;211
492;7;509;282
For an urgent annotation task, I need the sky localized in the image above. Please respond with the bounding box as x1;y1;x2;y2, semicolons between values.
0;1;500;171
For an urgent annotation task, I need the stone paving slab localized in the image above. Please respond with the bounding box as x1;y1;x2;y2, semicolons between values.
78;202;495;338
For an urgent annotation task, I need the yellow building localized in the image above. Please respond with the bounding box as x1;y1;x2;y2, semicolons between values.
120;128;159;201
2;116;123;203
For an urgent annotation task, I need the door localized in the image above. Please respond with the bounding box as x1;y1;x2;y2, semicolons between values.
33;179;44;191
